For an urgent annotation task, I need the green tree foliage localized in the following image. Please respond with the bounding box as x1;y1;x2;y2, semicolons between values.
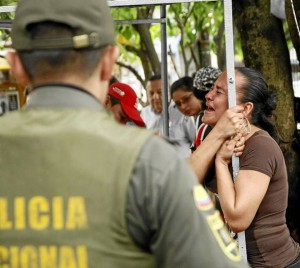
111;2;225;83
167;2;224;74
0;0;16;49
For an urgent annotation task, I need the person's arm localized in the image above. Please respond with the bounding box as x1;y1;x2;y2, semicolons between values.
215;136;270;233
189;106;244;183
126;136;249;268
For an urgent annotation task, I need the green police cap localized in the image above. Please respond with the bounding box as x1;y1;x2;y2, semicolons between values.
11;0;115;50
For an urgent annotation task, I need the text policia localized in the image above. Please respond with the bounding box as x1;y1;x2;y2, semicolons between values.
0;195;89;267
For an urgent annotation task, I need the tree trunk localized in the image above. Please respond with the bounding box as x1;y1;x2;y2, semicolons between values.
233;0;297;174
134;8;161;80
214;18;226;70
197;30;212;68
285;0;300;243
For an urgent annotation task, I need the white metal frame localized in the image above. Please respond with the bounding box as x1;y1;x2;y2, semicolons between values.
108;0;215;7
0;0;215;10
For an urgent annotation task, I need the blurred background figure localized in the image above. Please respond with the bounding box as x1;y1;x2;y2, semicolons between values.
193;66;222;109
170;76;202;118
141;73;195;158
105;82;146;127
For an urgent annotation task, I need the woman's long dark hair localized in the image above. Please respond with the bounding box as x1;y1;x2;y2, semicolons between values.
237;67;280;143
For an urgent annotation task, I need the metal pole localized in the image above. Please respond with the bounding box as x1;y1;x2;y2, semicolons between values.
290;0;300;37
161;4;169;136
223;0;247;262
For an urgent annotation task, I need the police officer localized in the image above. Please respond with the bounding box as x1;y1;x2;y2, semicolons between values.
1;0;248;267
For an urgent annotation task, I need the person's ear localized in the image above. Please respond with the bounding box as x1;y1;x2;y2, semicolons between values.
5;51;30;86
242;102;254;117
99;45;119;82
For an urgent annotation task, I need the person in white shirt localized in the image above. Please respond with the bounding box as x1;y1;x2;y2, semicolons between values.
140;74;196;158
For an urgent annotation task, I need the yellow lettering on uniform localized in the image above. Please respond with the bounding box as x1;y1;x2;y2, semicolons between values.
10;246;19;268
66;197;87;230
77;246;88;268
39;246;57;268
59;246;77;268
0;246;9;268
29;196;49;230
0;198;12;230
53;197;64;230
15;197;25;230
20;246;38;268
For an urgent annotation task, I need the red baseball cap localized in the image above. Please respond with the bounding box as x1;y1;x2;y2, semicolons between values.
108;82;146;127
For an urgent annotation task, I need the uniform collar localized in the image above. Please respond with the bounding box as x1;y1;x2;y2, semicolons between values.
25;83;104;111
